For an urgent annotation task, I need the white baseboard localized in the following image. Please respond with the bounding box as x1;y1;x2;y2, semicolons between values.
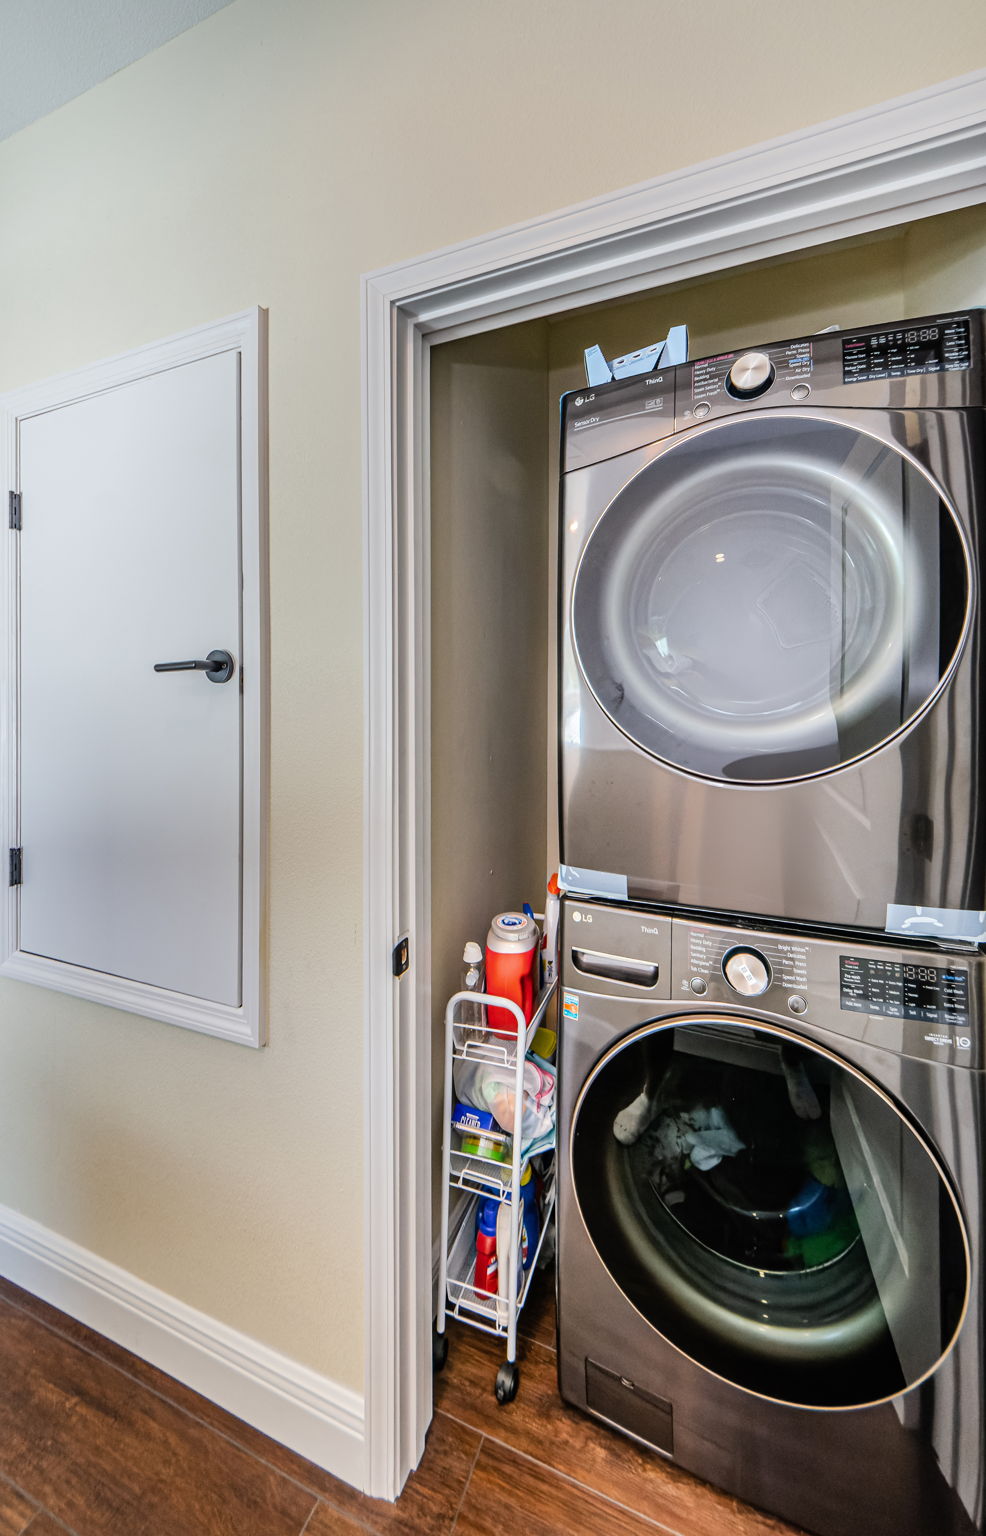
0;1203;365;1489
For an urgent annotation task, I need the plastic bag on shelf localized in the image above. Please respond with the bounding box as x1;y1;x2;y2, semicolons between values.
453;1053;555;1147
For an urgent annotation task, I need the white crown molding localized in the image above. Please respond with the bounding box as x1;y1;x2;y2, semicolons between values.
0;1202;364;1481
362;67;986;1501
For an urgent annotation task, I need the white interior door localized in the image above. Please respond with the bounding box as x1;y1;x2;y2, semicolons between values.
18;351;243;1006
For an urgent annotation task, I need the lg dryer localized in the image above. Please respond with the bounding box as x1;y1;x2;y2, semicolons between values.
558;311;985;939
556;898;984;1536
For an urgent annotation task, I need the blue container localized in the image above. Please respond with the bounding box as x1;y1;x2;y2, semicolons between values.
479;1168;540;1270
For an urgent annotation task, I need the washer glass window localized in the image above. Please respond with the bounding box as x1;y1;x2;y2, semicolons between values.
571;415;969;782
571;1018;968;1409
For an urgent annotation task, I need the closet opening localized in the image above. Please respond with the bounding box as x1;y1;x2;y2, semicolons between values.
427;200;986;1294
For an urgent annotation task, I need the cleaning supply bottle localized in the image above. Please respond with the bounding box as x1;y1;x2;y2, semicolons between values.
512;1164;540;1269
485;911;540;1038
455;940;486;1047
474;1197;499;1293
542;873;561;984
495;1167;541;1314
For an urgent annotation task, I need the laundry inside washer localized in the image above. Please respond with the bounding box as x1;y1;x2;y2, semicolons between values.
572;1018;964;1410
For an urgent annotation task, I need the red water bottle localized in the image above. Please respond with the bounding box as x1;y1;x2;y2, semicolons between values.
485;912;540;1038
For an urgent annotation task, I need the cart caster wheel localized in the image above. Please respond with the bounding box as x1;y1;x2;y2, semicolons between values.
433;1329;449;1373
495;1362;519;1404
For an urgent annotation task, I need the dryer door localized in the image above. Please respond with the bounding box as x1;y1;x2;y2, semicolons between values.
571;413;970;782
570;1016;970;1409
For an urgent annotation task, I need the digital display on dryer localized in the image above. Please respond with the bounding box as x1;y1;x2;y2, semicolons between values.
840;956;969;1024
842;319;971;382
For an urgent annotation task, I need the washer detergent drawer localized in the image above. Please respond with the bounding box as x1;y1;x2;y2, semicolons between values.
562;900;672;998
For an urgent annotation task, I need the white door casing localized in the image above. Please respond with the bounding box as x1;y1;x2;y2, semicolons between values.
362;72;986;1499
1;309;268;1047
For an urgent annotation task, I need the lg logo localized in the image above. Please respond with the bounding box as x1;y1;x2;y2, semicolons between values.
571;910;592;924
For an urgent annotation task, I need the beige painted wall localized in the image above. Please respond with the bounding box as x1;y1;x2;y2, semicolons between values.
903;203;986;312
0;0;982;1400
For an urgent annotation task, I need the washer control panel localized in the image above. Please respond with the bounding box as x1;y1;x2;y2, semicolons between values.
722;946;772;996
670;917;980;1068
559;900;983;1067
683;924;809;996
839;956;970;1026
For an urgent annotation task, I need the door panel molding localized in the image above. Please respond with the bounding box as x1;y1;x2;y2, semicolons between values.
0;308;269;1048
360;70;986;1497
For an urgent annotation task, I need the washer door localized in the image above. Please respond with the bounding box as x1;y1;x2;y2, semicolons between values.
571;414;970;782
570;1017;969;1409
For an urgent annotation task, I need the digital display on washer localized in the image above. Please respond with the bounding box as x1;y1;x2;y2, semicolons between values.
842;319;971;383
839;956;969;1023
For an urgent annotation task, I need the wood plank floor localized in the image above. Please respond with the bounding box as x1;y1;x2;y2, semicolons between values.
0;1269;804;1535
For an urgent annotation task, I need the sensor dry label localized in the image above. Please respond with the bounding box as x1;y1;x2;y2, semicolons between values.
562;992;580;1020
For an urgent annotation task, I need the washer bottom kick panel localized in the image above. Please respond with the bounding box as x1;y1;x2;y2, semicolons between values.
557;1254;978;1536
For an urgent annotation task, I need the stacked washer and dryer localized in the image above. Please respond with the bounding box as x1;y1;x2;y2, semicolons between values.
555;312;986;1536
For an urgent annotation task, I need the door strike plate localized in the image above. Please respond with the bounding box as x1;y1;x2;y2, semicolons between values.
392;936;410;978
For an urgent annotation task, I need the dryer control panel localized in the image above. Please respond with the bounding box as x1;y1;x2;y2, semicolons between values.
841;318;971;383
674;309;982;423
560;310;983;469
687;337;812;412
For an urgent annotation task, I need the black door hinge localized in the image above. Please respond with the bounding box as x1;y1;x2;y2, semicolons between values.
8;848;22;886
392;935;410;977
8;492;21;531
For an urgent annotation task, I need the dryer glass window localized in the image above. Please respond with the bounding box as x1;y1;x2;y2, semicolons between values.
570;1018;969;1409
571;416;969;781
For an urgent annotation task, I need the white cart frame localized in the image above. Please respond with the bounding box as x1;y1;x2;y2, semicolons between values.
436;978;557;1399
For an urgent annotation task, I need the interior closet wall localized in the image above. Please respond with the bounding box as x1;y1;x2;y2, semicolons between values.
902;203;986;311
430;322;552;1228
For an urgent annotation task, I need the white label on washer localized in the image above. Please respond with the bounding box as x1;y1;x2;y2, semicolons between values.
562;991;580;1020
886;904;986;942
559;865;629;900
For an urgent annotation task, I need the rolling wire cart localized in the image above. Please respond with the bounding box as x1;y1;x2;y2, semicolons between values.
435;974;557;1403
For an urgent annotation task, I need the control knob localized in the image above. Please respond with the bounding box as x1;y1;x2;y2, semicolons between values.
726;351;775;398
722;947;772;997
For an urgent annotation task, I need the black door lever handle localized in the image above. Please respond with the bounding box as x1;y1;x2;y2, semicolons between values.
153;649;235;683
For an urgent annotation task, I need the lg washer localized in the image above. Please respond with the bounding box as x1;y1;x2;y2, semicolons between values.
558;311;986;939
556;897;984;1536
